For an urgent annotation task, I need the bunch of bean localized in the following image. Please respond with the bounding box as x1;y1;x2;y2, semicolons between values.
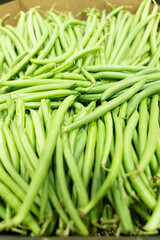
0;0;160;236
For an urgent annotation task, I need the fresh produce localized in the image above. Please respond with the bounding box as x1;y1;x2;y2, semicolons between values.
0;0;160;236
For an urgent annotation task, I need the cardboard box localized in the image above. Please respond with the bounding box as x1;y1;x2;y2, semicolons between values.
0;0;155;26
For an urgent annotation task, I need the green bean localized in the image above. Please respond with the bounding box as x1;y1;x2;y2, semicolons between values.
16;11;25;36
40;99;51;130
79;93;101;102
118;101;127;129
25;114;36;151
136;68;159;76
105;17;116;63
30;109;45;157
31;63;55;76
40;175;50;221
54;72;86;81
85;64;147;73
0;78;91;88
82;15;96;48
15;97;25;128
150;154;158;175
93;71;133;80
55;38;63;56
106;6;124;19
101;111;113;168
74;128;87;163
64;80;145;132
56;134;88;236
138;98;148;157
138;95;159;172
27;9;37;47
0;89;77;104
82;114;123;215
32;13;42;40
69;127;79;155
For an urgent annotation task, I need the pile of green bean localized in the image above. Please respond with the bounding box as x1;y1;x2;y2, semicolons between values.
0;0;160;236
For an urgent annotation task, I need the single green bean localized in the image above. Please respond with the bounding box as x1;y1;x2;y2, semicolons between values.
85;64;147;73
101;111;113;168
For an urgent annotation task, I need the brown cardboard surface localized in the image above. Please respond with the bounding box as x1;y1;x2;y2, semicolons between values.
0;0;142;25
